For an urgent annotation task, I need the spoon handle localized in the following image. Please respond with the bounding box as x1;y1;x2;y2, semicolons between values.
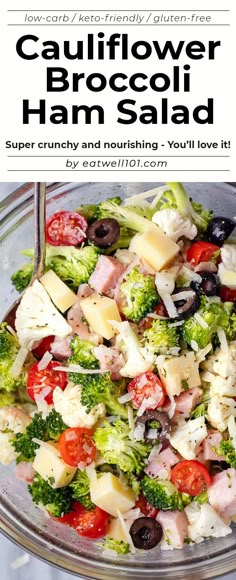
32;182;46;280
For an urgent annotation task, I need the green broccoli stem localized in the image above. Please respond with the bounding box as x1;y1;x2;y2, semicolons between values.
167;182;207;231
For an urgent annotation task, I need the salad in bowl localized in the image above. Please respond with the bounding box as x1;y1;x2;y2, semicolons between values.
1;181;236;556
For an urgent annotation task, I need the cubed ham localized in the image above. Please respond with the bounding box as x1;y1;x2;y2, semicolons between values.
208;468;236;521
173;387;203;420
144;446;180;479
67;284;101;344
202;431;225;461
89;255;124;297
15;461;35;483
156;510;188;550
50;336;72;361
93;344;124;380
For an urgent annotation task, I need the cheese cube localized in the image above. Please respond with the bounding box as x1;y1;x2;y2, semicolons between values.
40;270;78;312
80;294;121;340
129;228;179;272
157;351;200;397
32;442;76;488
218;265;236;290
90;472;135;516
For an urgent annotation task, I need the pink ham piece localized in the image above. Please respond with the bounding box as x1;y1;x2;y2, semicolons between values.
144;446;180;480
208;468;236;521
67;284;102;344
50;336;72;361
173;387;203;421
15;461;35;483
202;431;225;461
89;255;124;297
156;510;189;550
93;344;124;381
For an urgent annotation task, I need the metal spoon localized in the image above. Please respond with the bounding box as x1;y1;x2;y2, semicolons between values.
3;182;46;327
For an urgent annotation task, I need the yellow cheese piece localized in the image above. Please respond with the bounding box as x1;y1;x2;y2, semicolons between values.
80;294;121;340
107;518;130;543
32;442;76;488
90;472;135;516
40;270;78;312
157;351;200;397
129;228;179;271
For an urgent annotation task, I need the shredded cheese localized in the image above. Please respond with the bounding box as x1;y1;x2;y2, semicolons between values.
127;406;135;430
118;391;134;404
116;509;136;554
37;351;53;371
160;292;177;318
54;365;104;374
11;346;29;378
191;340;199;352
217;327;229;352
194;312;209;330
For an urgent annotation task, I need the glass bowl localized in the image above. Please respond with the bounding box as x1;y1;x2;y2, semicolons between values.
0;181;236;580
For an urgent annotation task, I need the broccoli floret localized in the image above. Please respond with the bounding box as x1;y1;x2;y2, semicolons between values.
120;268;159;323
100;537;130;555
69;336;99;370
144;319;180;355
0;392;16;408
28;473;72;517
76;196;122;222
104;227;134;254
141;476;191;511
218;440;236;468
191;200;214;231
123;472;141;497
12;410;67;461
195;490;208;505
71;372;128;420
190;402;207;419
166;183;213;233
94;420;151;475
182;297;233;349
95;199;154;234
11;263;33;293
12;245;100;293
69;470;95;510
0;323;27;394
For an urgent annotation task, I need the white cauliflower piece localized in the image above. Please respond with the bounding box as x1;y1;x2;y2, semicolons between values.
152;209;197;242
202;342;236;378
170;417;207;460
53;382;105;429
207;395;236;432
0;405;31;434
0;432;19;465
185;502;232;543
112;320;155;378
15;280;72;350
221;244;236;271
208;375;236;398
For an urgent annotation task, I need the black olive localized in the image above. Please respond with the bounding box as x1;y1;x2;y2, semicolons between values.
86;218;120;248
190;271;219;297
172;287;200;320
137;410;171;448
206;217;235;247
130;517;163;550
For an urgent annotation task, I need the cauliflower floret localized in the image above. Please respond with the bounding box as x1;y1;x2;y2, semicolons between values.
207;395;236;432
0;432;19;465
207;375;236;398
0;405;31;434
112;320;155;378
170;416;207;460
221;244;236;271
15;280;72;350
185;502;232;543
152;209;197;242
202;342;236;378
53;382;105;429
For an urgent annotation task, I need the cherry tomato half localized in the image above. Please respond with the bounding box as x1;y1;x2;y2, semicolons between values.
187;241;221;267
46;211;88;246
32;335;55;359
27;360;67;404
171;459;211;496
128;371;166;410
135;493;158;519
220;285;236;303
58;501;109;539
58;427;97;467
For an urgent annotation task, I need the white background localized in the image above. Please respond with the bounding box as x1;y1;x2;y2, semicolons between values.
0;0;235;181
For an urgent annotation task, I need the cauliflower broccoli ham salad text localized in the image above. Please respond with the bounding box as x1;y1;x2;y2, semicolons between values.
1;182;236;554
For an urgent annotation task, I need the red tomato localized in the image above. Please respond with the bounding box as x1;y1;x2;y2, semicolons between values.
32;336;55;359
141;302;169;330
27;360;67;404
128;371;166;410
58;502;109;539
171;460;211;496
58;427;96;467
220;285;236;303
135;493;158;518
187;241;221;266
46;211;88;246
